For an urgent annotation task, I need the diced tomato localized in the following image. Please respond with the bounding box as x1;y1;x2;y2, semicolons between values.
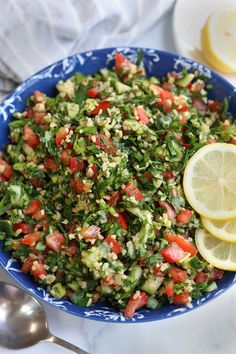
86;87;99;98
86;164;98;179
166;233;198;256
162;82;173;91
69;157;84;173
160;242;186;263
173;291;189;305
180;116;187;124
192;98;207;115
105;236;123;255
61;149;71;166
65;240;78;257
134;106;149;125
24;108;34;119
30;178;41;188
107;191;120;206
88;134;117;155
80;226;101;239
55;127;70;147
32;210;46;221
0;158;13;179
102;276;116;287
44;157;58;172
115;53;127;72
190;81;205;92
24;200;41;215
124;292;149;318
90;101;111;115
169;266;187;283
207;101;222;113
149;84;164;96
46;230;66;252
164;279;174;297
21;256;34;273
178;104;188;113
0;175;6;182
176;209;193;224
34;112;45;125
23;125;40;148
116;211;128;230
210;268;224;281
142;172;153;181
70;177;84;193
158;200;176;220
122;183;144;201
194;272;208;284
230;139;236;145
20;232;41;245
31;262;47;278
34;90;44;103
163;170;173;180
157;89;173;113
13;223;33;234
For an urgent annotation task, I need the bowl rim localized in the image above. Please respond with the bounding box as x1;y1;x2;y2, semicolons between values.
0;46;236;323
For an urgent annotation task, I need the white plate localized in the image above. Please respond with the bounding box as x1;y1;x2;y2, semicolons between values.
173;0;236;86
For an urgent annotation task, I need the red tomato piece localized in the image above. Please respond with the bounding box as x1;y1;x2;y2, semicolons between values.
115;53;127;72
208;101;222;113
163;170;173;180
34;90;44;103
169;266;187;283
86;164;98;179
194;272;208;284
65;240;78;257
192;98;207;115
124;292;149;318
44;157;58;172
122;183;144;201
21;256;34;273
20;232;41;245
162;82;173;91
166;233;198;256
55;127;70;147
46;230;66;252
80;226;101;239
0;158;13;179
164;279;174;297
116;211;128;230
151;85;173;113
23;125;40;148
34;112;45;125
90;101;112;115
24;200;41;215
88;134;117;155
61;149;71;166
30;178;41;188
105;236;123;255
158;200;176;220
107;191;120;206
173;291;189;305
161;242;186;263
142;172;153;181
32;209;46;221
176;210;193;224
13;223;33;234
86;87;99;98
69;157;84;173
70;177;84;193
24;108;34;119
31;262;47;279
134;106;150;125
210;268;224;281
149;84;164;96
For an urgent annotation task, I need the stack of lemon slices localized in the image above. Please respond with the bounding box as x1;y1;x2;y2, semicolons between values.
183;143;236;270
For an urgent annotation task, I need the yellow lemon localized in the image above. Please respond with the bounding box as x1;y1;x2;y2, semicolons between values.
201;6;236;73
202;217;236;243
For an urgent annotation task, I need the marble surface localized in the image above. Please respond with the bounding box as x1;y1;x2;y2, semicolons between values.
1;7;236;354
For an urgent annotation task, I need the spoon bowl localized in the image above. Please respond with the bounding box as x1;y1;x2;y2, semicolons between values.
0;281;89;353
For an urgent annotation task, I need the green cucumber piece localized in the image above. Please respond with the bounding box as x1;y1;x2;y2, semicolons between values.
176;73;194;88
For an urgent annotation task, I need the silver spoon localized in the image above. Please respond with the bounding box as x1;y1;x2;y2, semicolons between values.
0;281;90;353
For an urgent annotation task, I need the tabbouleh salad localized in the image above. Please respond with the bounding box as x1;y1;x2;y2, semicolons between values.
0;52;234;318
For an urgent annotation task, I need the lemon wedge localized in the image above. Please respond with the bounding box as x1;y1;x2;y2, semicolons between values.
183;143;236;220
202;217;236;243
201;6;236;73
195;228;236;270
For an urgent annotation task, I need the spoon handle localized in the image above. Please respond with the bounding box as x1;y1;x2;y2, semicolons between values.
47;334;90;354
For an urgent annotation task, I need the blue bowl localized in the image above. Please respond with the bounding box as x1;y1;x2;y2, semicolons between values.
1;47;236;323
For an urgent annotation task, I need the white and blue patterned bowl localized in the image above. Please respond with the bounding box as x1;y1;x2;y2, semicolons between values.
1;47;236;323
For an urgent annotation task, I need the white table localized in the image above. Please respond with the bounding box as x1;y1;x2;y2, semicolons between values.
1;8;236;354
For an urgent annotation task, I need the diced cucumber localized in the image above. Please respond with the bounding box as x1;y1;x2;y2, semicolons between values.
68;281;79;291
0;220;13;236
176;73;195;88
115;81;131;94
100;284;113;294
146;296;159;310
50;283;66;298
206;281;217;292
124;264;142;292
141;275;164;295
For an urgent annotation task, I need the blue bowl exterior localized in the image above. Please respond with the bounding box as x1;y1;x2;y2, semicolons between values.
0;47;236;323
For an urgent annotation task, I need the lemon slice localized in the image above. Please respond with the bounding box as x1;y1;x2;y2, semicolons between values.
202;217;236;243
201;6;236;73
183;143;236;220
195;228;236;270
